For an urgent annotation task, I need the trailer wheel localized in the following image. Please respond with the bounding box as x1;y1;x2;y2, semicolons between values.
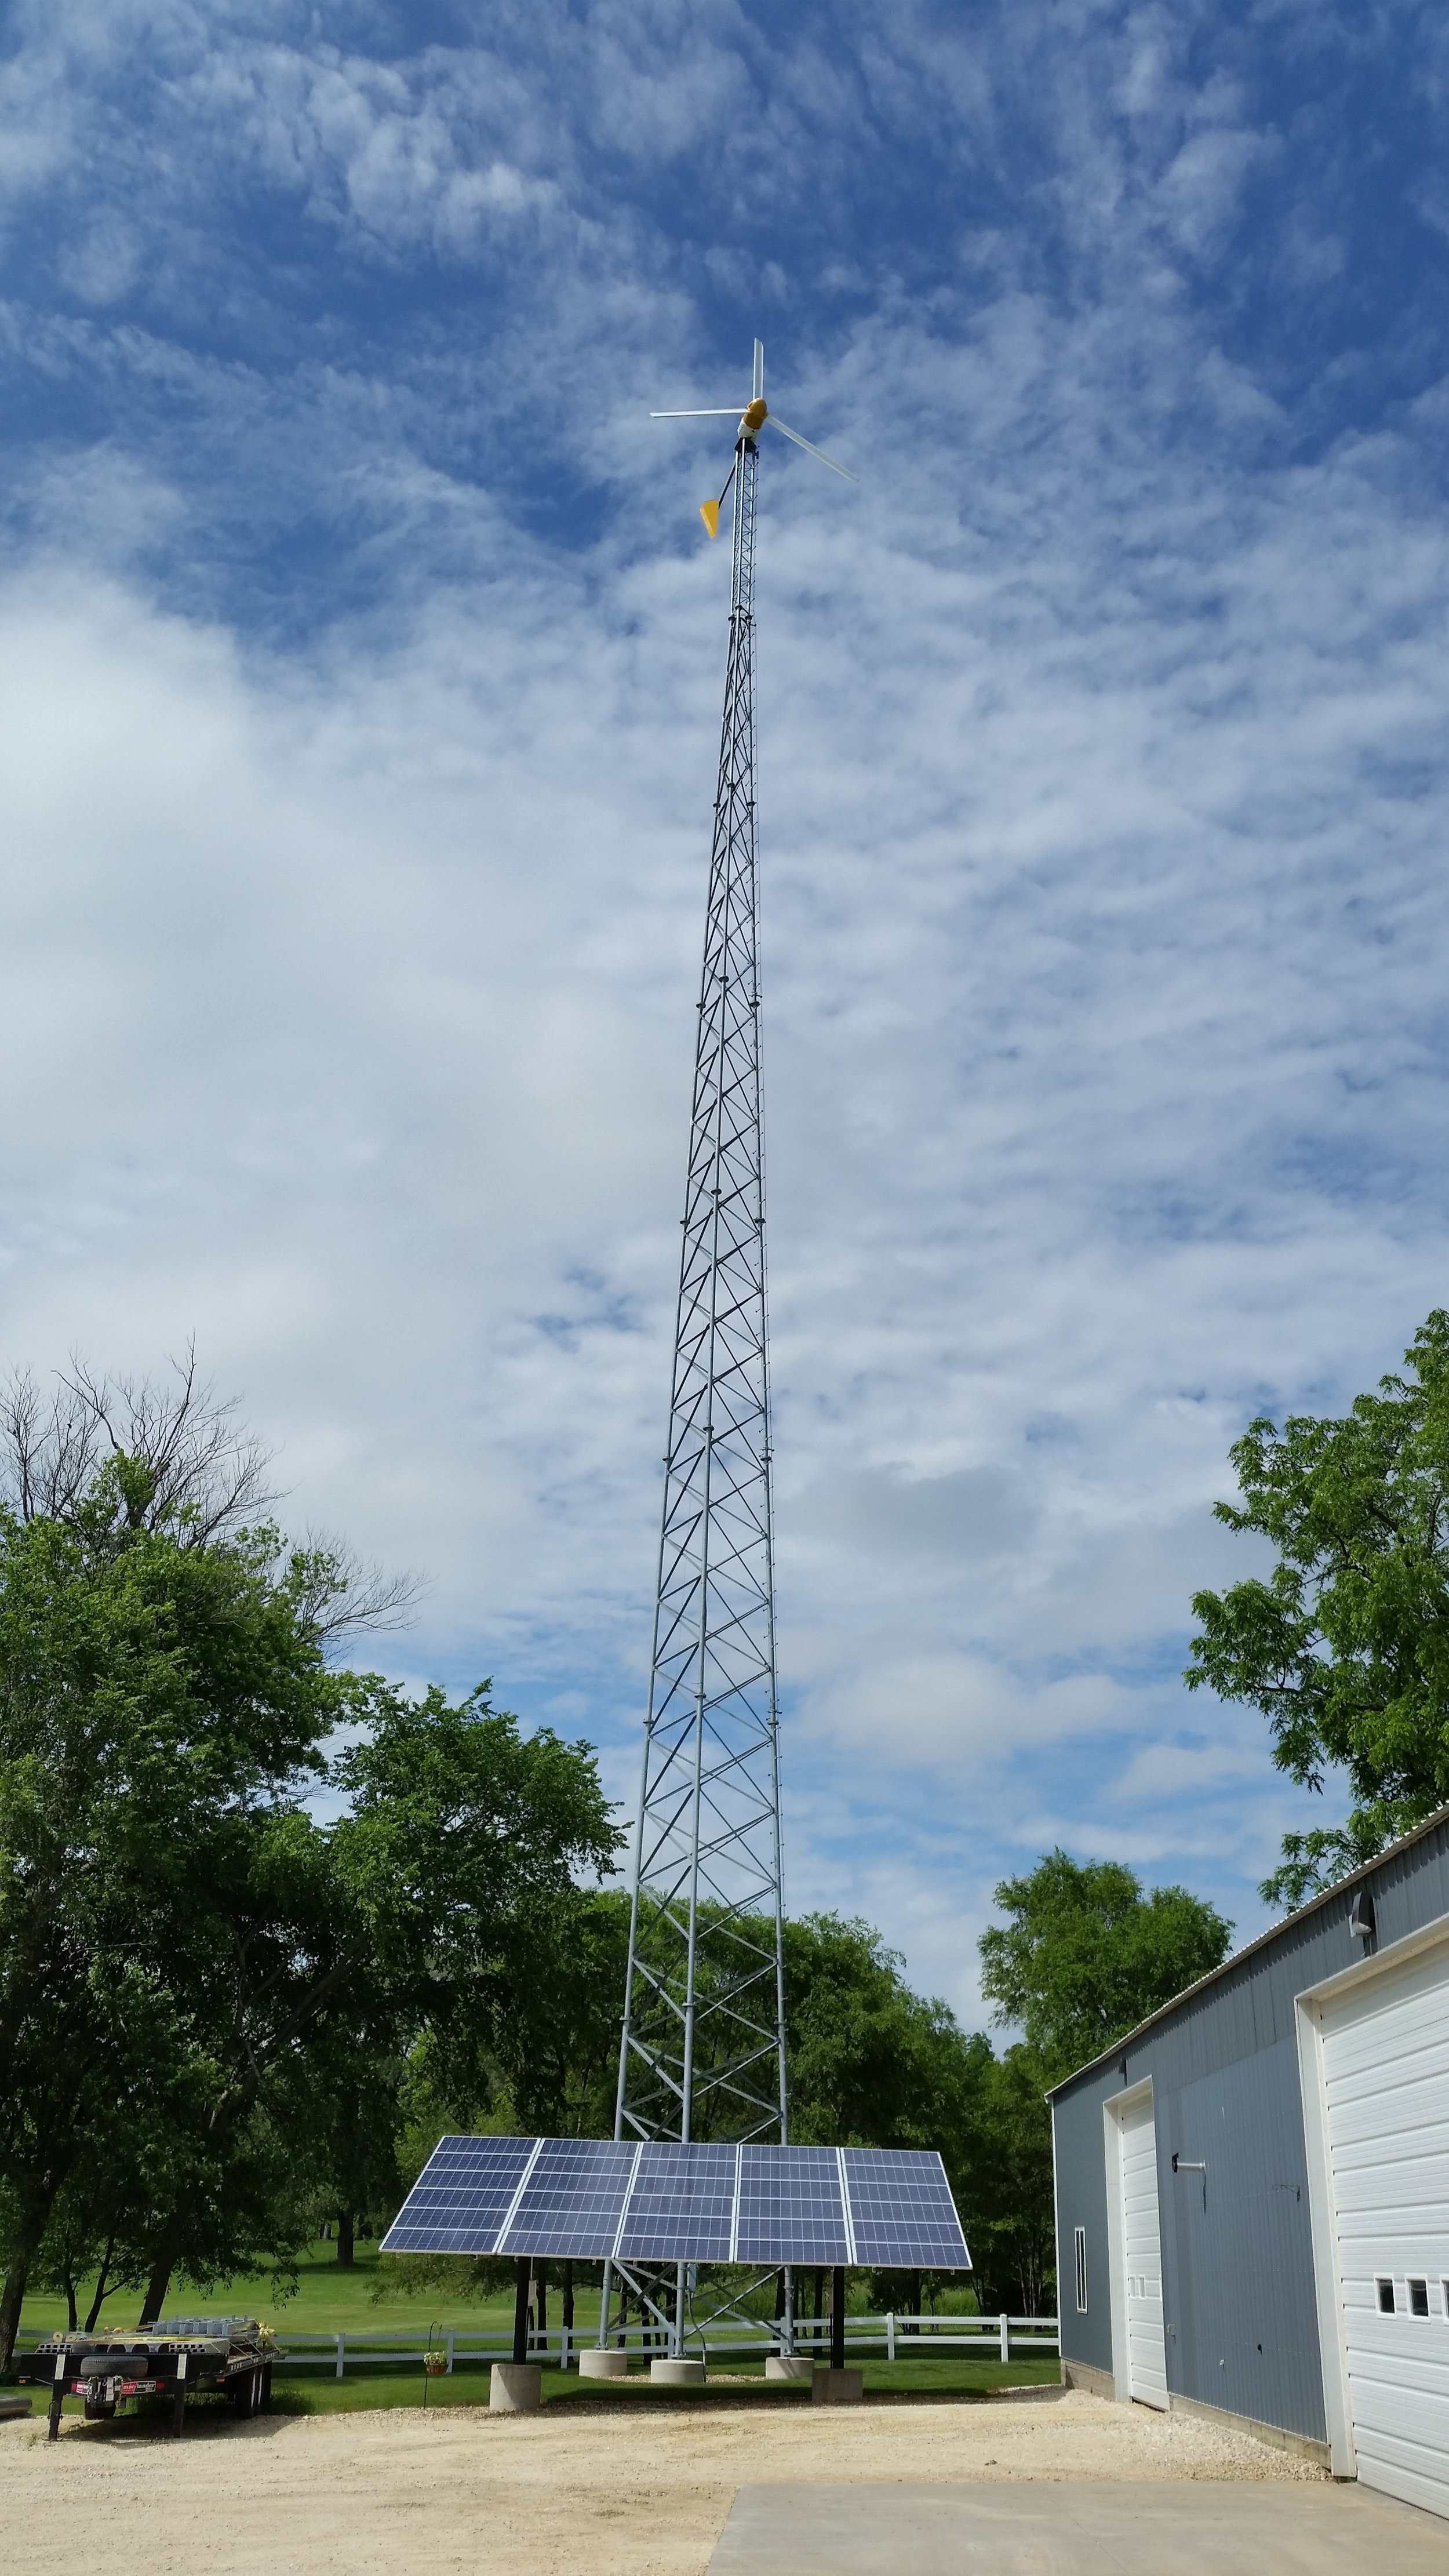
171;2386;186;2438
261;2362;272;2409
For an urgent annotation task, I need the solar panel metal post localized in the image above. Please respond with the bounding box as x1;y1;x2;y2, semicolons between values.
607;401;792;2348
512;2260;529;2366
831;2269;846;2372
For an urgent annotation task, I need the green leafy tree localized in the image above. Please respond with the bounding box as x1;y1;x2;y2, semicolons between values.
133;1681;620;2324
973;1854;1231;2317
978;1851;1232;2083
968;2046;1058;2316
0;1472;352;2364
0;1364;621;2366
785;1913;971;2152
1188;1310;1449;1905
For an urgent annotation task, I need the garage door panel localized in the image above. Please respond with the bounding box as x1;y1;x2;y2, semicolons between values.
1319;1937;1449;2519
1327;2020;1447;2084
1327;2066;1449;2126
1335;2173;1449;2223
1324;1953;1449;2051
1116;2092;1167;2409
1327;2076;1449;2144
1359;2359;1449;2411
1332;2123;1449;2175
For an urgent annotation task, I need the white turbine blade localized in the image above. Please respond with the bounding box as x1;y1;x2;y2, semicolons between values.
752;340;764;402
649;407;747;419
766;414;858;482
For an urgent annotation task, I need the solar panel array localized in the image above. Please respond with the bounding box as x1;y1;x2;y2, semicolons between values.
382;2137;970;2268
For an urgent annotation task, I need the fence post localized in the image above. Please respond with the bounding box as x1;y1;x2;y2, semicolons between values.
998;2314;1010;2363
336;2333;345;2381
445;2332;454;2377
886;2312;895;2362
560;2322;571;2372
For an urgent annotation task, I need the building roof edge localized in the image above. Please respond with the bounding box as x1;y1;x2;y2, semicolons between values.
1044;1798;1449;2101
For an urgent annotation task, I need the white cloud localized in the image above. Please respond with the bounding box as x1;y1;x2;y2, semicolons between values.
0;0;1443;2021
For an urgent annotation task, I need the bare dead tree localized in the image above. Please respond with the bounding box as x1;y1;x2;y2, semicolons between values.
0;1345;421;1638
0;1343;273;1544
287;1530;422;1643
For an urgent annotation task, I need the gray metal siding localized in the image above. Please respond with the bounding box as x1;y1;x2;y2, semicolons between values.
1054;2072;1114;2376
1050;1815;1449;2440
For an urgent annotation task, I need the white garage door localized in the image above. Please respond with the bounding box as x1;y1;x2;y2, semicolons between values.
1118;2090;1168;2408
1320;1938;1449;2517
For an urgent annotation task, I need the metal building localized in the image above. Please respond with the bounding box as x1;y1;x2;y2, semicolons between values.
1050;1804;1449;2519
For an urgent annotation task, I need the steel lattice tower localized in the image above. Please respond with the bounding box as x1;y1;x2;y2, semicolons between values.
614;372;789;2158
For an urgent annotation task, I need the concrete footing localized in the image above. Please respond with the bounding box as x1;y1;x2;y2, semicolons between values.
765;2355;814;2382
489;2362;542;2412
812;2366;864;2404
578;2348;629;2380
650;2358;706;2386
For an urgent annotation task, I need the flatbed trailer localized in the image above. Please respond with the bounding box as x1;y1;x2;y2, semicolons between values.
20;2315;281;2438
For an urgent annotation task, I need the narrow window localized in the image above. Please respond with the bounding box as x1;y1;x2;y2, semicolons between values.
1376;2277;1396;2315
1074;2225;1087;2313
1409;2277;1429;2318
1441;2280;1449;2320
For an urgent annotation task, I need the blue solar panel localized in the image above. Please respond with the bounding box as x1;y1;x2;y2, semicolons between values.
380;2134;535;2255
617;2142;736;2261
842;2148;970;2268
382;2134;971;2269
497;2138;639;2259
736;2144;849;2264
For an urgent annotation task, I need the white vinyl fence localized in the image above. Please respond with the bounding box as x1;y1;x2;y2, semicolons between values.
13;2314;1058;2380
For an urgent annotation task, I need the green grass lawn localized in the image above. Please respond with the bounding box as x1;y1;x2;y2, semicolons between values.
15;2242;517;2340
16;2243;1009;2345
17;2352;1059;2428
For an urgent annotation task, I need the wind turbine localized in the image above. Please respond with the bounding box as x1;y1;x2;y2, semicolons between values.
650;337;857;535
600;344;854;2363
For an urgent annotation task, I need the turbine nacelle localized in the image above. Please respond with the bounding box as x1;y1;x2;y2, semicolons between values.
650;339;857;536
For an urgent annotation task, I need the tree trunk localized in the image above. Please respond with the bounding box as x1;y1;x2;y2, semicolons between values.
85;2239;116;2334
0;2253;31;2377
336;2212;355;2268
561;2262;574;2334
906;2269;921;2334
533;2261;547;2338
0;2177;68;2373
139;2203;191;2328
64;2265;78;2333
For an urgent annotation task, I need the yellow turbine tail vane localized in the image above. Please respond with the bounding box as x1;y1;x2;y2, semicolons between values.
700;497;720;539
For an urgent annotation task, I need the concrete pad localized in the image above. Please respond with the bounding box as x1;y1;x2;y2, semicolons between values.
650;2358;705;2386
578;2348;628;2379
707;2480;1447;2573
489;2362;541;2412
764;2355;814;2382
810;2367;863;2404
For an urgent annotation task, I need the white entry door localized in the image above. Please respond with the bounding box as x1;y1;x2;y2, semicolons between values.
1318;1938;1449;2517
1118;2089;1168;2408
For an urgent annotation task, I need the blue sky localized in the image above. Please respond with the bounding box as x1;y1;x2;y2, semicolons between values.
5;3;1449;2024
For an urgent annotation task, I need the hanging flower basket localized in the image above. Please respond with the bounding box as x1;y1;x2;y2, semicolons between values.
424;2349;449;2377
